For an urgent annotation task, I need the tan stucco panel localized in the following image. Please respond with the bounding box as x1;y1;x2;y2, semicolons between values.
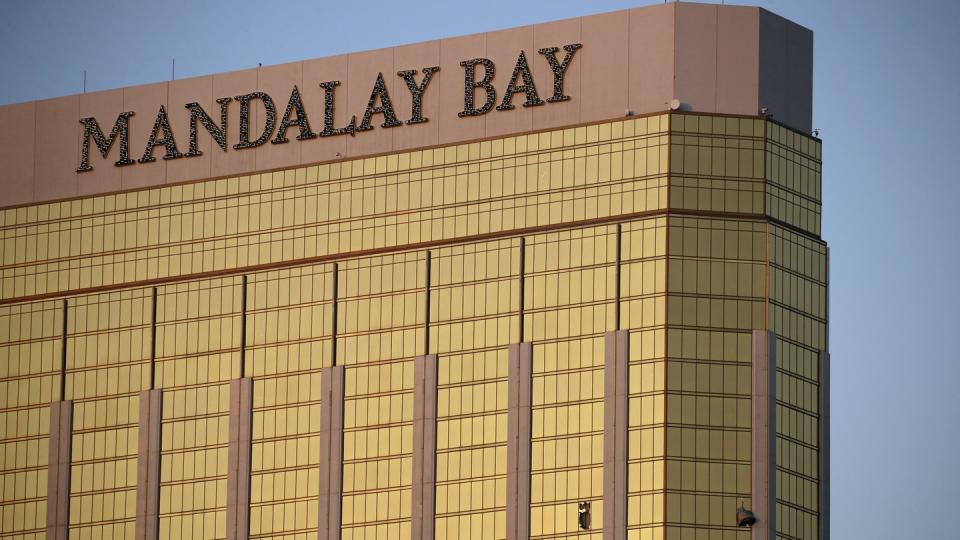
301;54;350;166
717;5;761;115
166;75;215;185
438;32;488;146
628;4;676;116
0;102;35;206
256;61;304;172
121;82;170;191
34;95;80;202
393;40;442;151
531;17;582;131
211;69;259;179
483;25;536;139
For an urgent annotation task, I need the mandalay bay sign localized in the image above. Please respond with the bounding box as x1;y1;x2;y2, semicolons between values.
77;44;582;173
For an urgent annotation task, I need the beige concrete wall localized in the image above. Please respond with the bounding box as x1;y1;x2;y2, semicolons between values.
135;389;163;540
411;354;439;540
0;3;812;208
318;365;345;540
226;377;253;540
506;342;533;540
45;400;73;540
752;330;776;540
603;330;629;539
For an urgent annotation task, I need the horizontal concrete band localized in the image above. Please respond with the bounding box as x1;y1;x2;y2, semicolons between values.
135;389;163;540
412;355;439;540
45;400;72;540
603;330;629;539
0;3;812;208
227;377;253;540
752;330;776;540
318;366;345;540
506;342;533;540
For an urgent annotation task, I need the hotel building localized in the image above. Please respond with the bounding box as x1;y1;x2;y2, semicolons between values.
0;3;827;539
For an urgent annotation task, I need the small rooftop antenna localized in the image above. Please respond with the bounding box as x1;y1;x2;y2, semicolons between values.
83;71;87;93
172;58;176;80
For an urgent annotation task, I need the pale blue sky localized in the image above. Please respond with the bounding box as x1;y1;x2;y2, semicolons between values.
2;1;959;538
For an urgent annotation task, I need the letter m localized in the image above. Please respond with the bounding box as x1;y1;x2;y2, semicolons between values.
77;111;135;172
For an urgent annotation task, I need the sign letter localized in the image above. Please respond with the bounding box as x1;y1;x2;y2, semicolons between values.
318;81;357;137
140;105;183;163
358;73;402;132
537;43;582;102
184;98;231;156
398;67;440;124
497;50;543;111
77;112;135;172
233;92;276;150
273;86;317;144
458;58;496;117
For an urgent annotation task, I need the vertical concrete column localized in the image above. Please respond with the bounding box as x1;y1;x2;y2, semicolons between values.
45;400;73;540
411;355;439;540
506;342;533;540
751;330;777;540
603;330;629;539
135;389;163;540
819;351;830;540
226;377;253;540
318;365;345;540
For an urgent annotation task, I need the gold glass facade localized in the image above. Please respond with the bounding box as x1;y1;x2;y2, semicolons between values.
0;112;825;540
